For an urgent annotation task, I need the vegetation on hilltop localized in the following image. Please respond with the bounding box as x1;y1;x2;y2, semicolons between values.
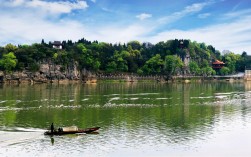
0;38;249;79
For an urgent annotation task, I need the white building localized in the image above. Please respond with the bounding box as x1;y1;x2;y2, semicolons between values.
52;41;62;49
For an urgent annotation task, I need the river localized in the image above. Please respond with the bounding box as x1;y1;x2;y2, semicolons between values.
0;82;251;157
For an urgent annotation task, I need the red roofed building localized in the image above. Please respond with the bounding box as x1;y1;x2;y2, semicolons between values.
212;60;225;69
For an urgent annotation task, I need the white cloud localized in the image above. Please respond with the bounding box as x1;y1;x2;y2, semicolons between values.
198;13;211;19
0;0;250;55
0;0;90;45
149;15;251;53
184;2;208;13
92;8;251;54
102;7;114;13
223;9;251;19
9;0;25;6
86;24;155;44
0;3;152;46
90;0;96;3
3;0;88;14
136;13;152;20
0;12;86;45
0;1;154;45
158;1;213;24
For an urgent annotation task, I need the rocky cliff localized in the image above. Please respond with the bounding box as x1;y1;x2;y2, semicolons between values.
0;61;96;84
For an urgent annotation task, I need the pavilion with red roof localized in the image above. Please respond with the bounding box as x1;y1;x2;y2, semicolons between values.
212;60;225;69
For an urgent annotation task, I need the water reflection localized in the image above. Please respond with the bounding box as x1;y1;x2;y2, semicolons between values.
50;137;54;145
0;82;251;156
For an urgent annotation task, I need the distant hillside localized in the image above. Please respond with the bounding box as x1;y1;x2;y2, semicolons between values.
0;38;250;82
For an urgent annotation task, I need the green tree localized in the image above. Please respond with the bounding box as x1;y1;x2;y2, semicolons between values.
0;52;17;74
106;61;117;73
236;51;249;72
164;55;183;80
224;52;240;74
114;50;128;72
142;54;164;74
29;62;40;72
137;68;144;75
76;43;100;71
5;44;17;53
126;45;141;72
189;61;200;75
220;67;230;75
201;59;209;68
201;67;216;77
127;41;141;50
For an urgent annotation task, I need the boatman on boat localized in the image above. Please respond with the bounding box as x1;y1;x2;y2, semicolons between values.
51;123;54;133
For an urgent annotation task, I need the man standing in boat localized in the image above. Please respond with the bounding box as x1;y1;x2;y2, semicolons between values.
51;123;54;133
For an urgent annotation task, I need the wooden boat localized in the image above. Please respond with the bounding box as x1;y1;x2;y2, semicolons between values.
44;126;100;135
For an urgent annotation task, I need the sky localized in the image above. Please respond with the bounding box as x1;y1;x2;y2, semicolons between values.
0;0;251;54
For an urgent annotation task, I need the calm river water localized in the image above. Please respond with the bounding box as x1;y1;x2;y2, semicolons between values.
0;82;251;157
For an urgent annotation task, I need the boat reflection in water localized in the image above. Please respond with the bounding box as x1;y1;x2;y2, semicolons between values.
50;137;54;145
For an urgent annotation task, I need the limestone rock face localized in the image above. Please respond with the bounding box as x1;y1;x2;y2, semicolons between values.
0;60;96;83
40;64;49;74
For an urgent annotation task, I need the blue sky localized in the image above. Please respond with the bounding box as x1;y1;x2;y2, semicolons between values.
0;0;251;54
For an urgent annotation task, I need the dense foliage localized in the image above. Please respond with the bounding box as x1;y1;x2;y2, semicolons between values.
0;38;249;77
